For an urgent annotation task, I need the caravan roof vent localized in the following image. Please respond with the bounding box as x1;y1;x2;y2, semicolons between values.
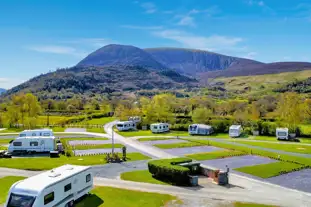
49;172;61;178
66;167;74;170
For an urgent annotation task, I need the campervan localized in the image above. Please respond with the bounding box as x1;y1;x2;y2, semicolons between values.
5;165;93;207
150;123;169;133
8;129;57;154
188;124;213;135
276;128;289;140
229;125;242;137
116;121;136;131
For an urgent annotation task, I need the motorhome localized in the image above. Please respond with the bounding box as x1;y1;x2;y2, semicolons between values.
8;129;57;154
150;123;169;133
229;125;242;137
5;165;93;207
116;121;136;131
276;128;289;140
188;124;213;135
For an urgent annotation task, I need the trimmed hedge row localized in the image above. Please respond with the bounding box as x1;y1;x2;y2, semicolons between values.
148;157;192;185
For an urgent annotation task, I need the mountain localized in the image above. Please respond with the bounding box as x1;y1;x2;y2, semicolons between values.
5;65;197;99
144;47;264;75
201;62;311;79
0;88;6;95
77;44;166;70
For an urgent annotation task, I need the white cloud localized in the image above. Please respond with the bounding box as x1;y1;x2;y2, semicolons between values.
0;77;26;89
243;52;257;59
27;45;87;57
65;38;115;48
177;16;195;26
121;25;163;30
152;29;243;52
258;1;265;6
140;2;157;14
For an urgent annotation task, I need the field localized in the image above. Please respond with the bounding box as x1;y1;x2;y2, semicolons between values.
233;202;278;207
0;128;23;133
251;135;311;144
120;170;169;185
186;150;247;161
0;153;150;170
154;142;205;149
73;143;124;150
230;140;311;154
80;117;115;125
0;176;26;204
116;130;189;137
0;138;13;145
76;186;179;207
235;162;304;178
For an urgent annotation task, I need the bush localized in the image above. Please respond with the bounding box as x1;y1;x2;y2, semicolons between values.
60;139;74;157
259;121;277;136
170;124;189;131
209;119;232;133
148;157;192;185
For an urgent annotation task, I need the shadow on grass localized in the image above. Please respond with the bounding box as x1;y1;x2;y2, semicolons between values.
76;194;104;207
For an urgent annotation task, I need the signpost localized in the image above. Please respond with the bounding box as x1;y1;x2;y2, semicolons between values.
112;128;114;154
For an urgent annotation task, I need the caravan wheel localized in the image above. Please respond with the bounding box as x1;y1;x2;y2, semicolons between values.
65;200;75;207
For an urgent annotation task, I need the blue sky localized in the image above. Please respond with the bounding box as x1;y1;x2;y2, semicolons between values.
0;0;311;89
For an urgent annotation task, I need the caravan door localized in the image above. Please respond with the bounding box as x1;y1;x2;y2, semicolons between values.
40;139;45;152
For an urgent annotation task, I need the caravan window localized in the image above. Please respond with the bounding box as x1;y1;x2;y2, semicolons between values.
32;133;37;136
13;142;22;146
7;193;36;207
86;174;91;182
43;133;50;136
278;132;287;136
44;192;54;205
19;134;26;137
153;126;158;129
30;141;38;146
117;124;124;127
64;183;72;192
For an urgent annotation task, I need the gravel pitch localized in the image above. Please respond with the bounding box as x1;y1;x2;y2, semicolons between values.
74;146;138;156
163;146;222;156
143;139;188;145
65;128;87;132
68;140;117;146
201;155;277;170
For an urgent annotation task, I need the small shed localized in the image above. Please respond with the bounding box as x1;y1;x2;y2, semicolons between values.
229;125;242;137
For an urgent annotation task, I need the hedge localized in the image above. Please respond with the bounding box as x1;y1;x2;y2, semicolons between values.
60;139;74;157
148;157;192;185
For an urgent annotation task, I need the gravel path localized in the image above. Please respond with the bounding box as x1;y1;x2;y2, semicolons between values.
163;146;223;156
143;139;188;145
68;140;117;146
74;146;138;156
200;155;277;170
65;128;87;132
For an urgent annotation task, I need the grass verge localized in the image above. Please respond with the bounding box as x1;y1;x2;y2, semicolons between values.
0;128;23;133
0;153;150;170
235;162;304;178
186;150;247;161
76;186;180;207
120;170;170;185
61;137;109;142
0;176;26;204
138;137;176;142
116;130;189;137
87;128;106;133
154;141;205;149
74;143;124;150
233;202;278;207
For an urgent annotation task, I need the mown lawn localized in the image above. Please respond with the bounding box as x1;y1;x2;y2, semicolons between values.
116;130;189;137
186;150;247;161
74;143;124;150
251;135;311;144
76;186;179;207
61;137;109;142
230;140;311;154
0;176;26;204
0;138;13;145
233;202;278;207
154;142;205;149
138;137;176;142
0;128;23;133
235;162;304;178
0;153;150;170
120;170;169;185
80;117;116;125
87;128;106;133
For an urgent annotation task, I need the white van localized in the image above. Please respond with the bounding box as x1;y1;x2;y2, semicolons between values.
276;128;289;140
188;124;213;135
150;123;169;133
8;129;57;154
116;121;136;131
5;165;93;207
229;125;242;137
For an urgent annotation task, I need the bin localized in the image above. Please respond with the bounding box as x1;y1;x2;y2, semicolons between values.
188;175;198;186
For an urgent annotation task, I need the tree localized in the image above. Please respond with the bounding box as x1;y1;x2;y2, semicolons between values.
192;107;212;124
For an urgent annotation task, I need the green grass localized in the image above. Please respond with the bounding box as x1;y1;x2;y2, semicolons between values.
251;135;311;144
235;162;304;178
87;128;106;133
120;170;170;185
82;117;116;125
154;141;205;149
229;140;311;154
116;130;189;137
233;202;278;207
186;150;247;161
74;143;124;150
210;133;231;139
138;137;176;142
61;137;109;142
0;138;13;145
0;176;26;204
0;128;23;133
0;153;150;170
76;186;179;207
37;115;72;125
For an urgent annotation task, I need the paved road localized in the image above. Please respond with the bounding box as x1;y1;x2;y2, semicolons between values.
0;167;310;207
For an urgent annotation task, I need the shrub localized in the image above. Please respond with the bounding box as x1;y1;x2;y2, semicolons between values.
259;121;277;136
148;157;192;185
209;119;232;133
170;124;189;131
60;139;74;157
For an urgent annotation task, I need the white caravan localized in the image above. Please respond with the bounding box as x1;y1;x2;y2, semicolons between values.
229;125;242;137
8;129;57;154
188;124;213;135
276;128;289;140
116;121;136;131
5;164;93;207
150;123;169;133
128;116;141;123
